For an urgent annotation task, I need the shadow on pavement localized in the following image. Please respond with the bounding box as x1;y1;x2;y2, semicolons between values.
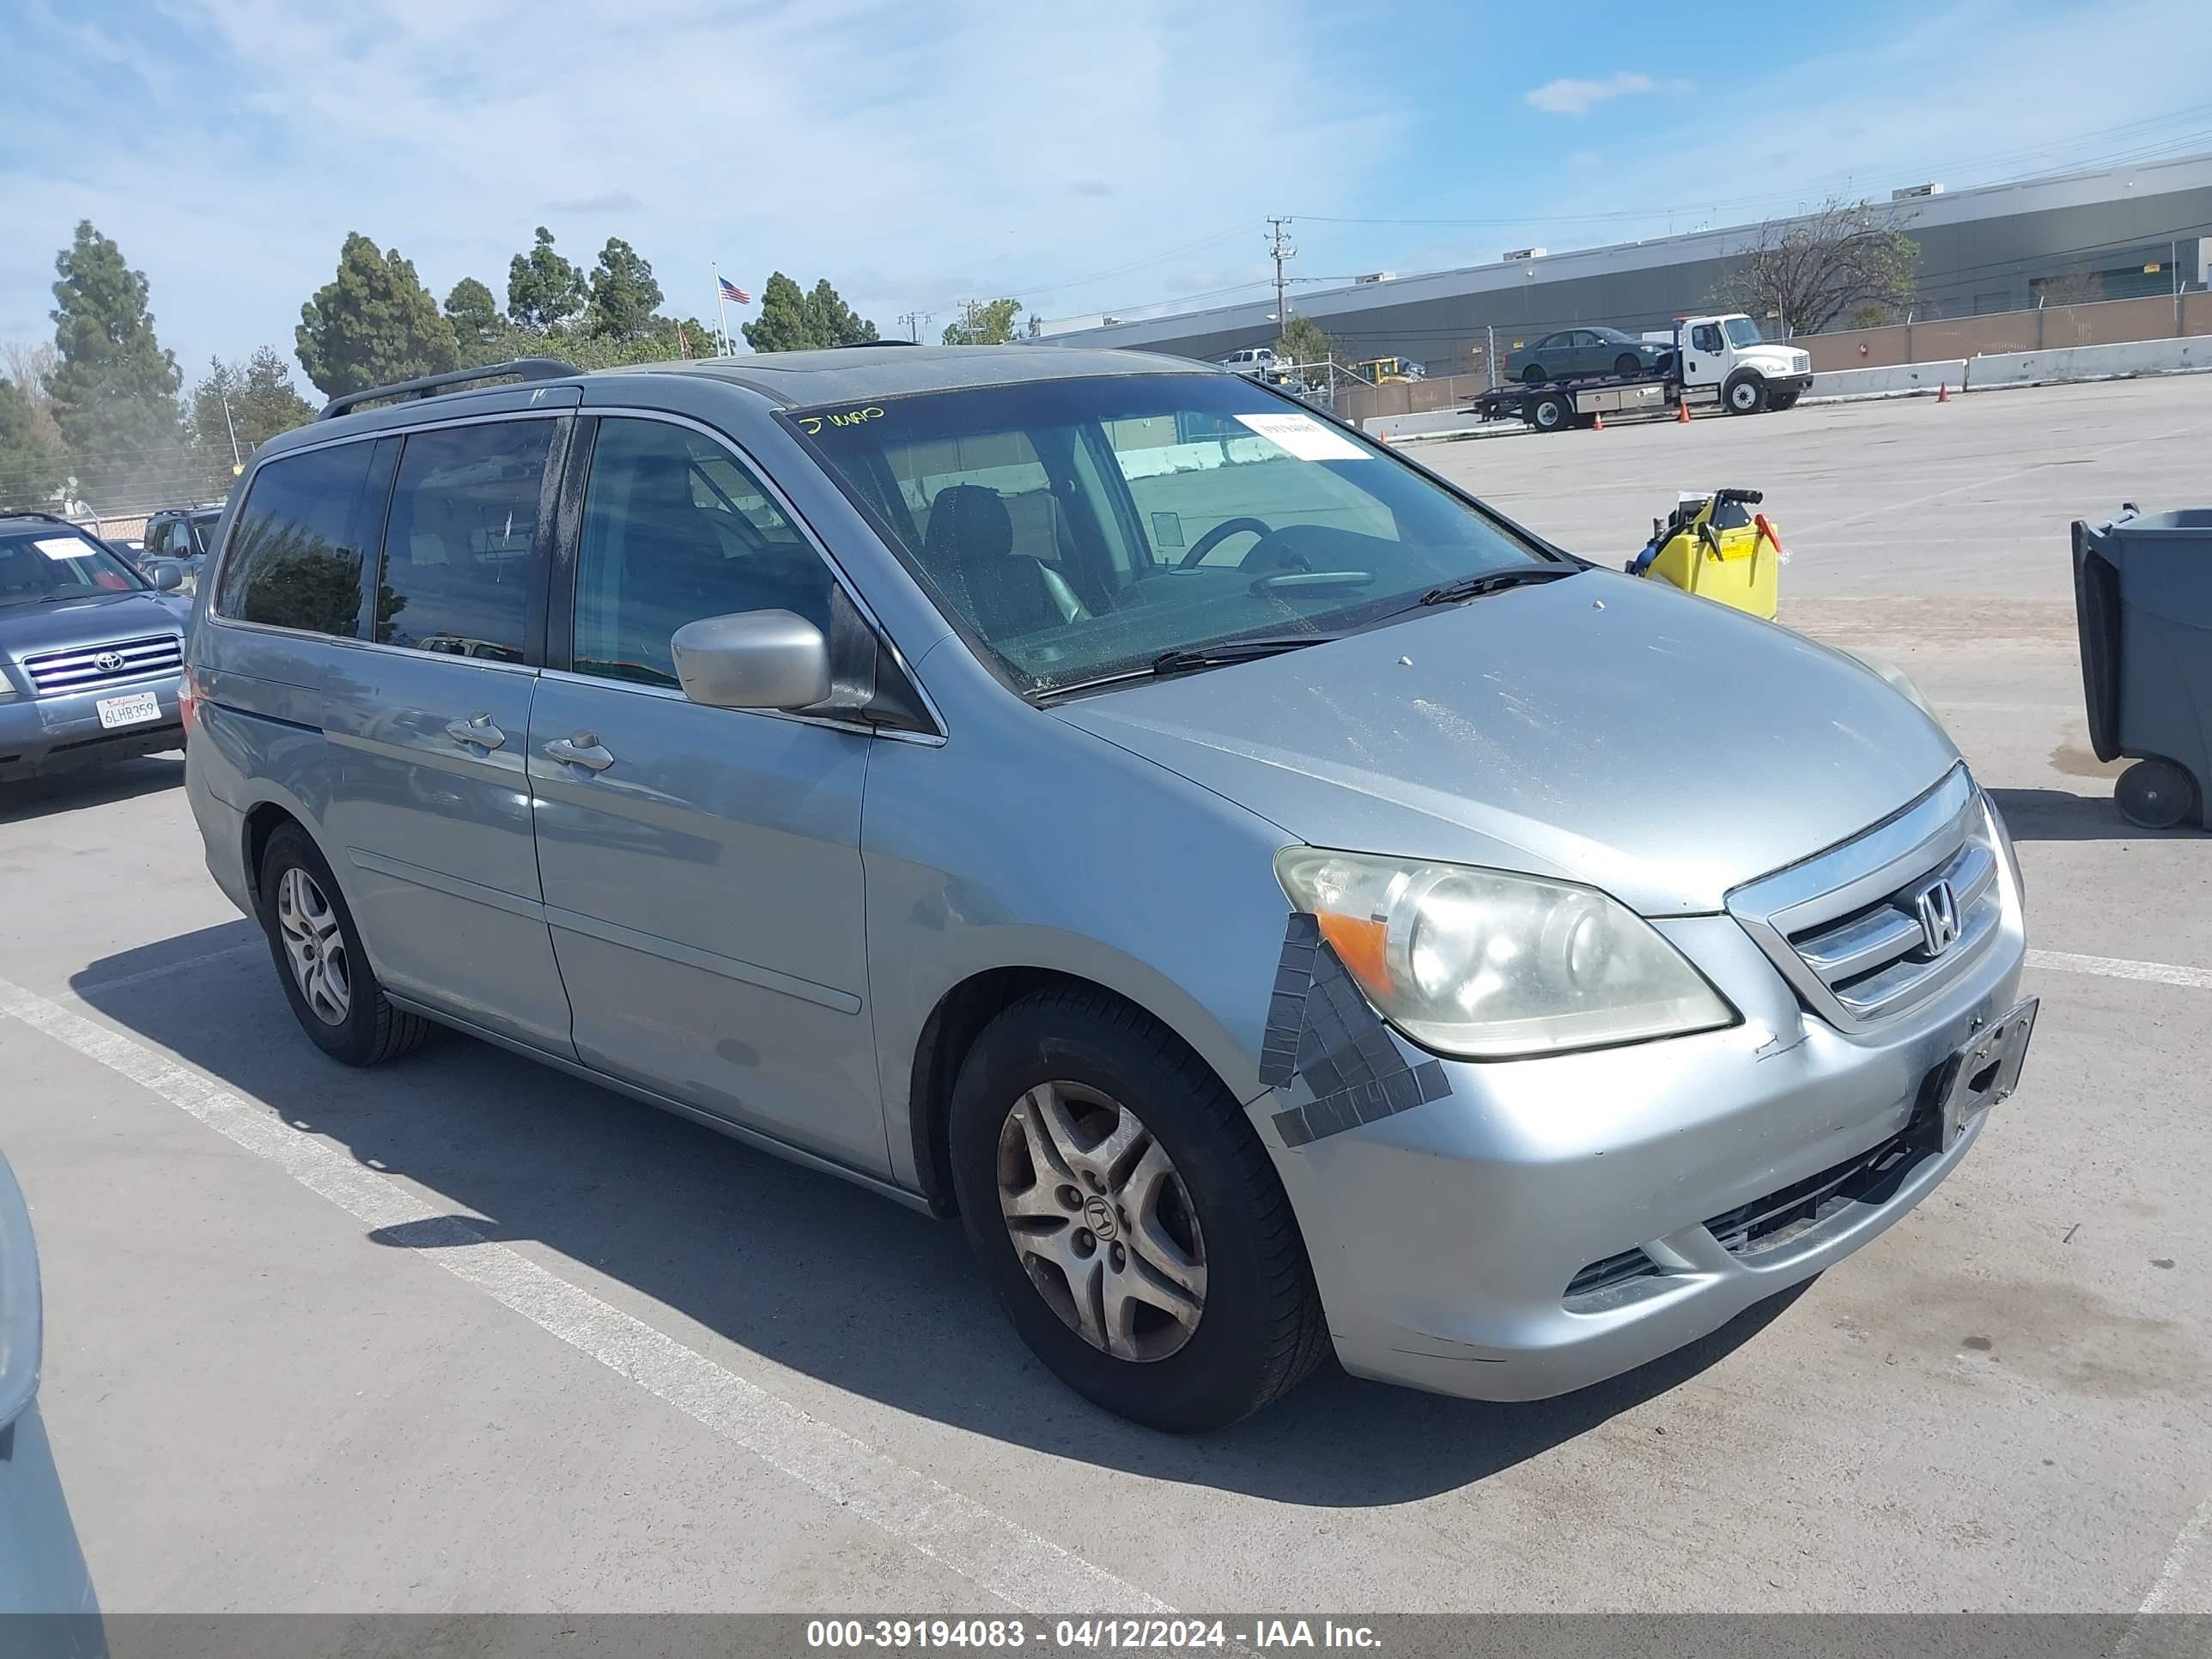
0;755;184;825
71;923;1805;1507
1989;785;2203;842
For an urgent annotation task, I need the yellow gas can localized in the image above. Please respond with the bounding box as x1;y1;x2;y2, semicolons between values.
1631;489;1783;619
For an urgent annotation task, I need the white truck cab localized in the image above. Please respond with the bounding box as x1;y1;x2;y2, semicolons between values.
1674;313;1813;413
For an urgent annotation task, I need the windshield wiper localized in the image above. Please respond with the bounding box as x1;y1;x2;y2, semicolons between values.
1417;566;1577;606
1149;635;1338;674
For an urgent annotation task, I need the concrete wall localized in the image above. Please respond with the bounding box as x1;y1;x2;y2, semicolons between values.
1803;292;2211;371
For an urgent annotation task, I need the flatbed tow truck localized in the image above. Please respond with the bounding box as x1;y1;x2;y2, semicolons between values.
1474;312;1814;433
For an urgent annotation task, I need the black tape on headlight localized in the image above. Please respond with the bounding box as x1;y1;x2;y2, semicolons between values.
1261;914;1450;1148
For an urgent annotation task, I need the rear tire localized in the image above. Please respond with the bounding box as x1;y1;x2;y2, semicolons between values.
257;823;432;1066
948;988;1327;1432
2115;759;2198;830
1724;374;1768;415
1520;363;1547;386
1530;392;1571;433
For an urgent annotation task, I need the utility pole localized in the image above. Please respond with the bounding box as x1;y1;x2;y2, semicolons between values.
1266;217;1295;343
898;311;929;343
219;386;242;472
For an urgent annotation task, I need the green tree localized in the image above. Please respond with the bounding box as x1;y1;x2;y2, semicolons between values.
742;272;814;352
1711;198;1920;337
803;279;878;347
507;226;586;332
187;347;315;495
0;375;66;513
742;272;878;352
941;297;1022;345
444;277;509;359
586;238;665;341
296;234;459;398
1274;314;1334;368
46;221;185;511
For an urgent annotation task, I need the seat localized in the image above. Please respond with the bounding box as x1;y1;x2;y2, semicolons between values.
922;484;1088;640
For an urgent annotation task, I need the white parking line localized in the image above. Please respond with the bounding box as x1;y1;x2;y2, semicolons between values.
2116;1493;2212;1654
2027;948;2212;992
0;973;1171;1616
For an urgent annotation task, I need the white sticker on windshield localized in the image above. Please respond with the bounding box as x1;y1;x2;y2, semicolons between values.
33;536;90;560
1233;412;1370;461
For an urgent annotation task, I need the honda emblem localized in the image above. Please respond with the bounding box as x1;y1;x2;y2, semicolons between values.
1914;879;1961;957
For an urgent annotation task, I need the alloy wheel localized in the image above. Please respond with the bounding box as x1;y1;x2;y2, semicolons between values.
276;866;351;1026
995;1081;1206;1362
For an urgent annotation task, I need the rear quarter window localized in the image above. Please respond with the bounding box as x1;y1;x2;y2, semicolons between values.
216;441;379;636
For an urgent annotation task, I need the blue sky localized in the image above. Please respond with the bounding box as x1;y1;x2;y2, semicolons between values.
4;0;2210;384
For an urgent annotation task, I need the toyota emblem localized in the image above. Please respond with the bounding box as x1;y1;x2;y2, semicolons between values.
94;651;126;675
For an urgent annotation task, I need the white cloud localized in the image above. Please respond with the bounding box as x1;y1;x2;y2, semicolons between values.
0;0;1399;373
1523;72;1655;116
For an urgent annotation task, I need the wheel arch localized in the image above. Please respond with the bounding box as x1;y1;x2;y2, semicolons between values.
238;788;342;920
903;957;1261;1218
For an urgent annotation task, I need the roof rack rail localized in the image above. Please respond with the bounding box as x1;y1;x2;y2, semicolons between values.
0;509;83;530
317;357;580;422
845;338;918;347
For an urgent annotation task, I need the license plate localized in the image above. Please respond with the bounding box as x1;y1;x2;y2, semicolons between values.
1938;997;2039;1149
95;690;162;730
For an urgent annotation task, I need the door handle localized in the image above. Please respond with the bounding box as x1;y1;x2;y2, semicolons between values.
445;714;507;750
544;733;615;772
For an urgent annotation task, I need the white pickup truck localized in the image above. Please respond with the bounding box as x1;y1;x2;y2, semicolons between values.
1479;313;1814;432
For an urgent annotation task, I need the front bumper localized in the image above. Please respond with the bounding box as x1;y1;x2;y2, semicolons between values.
0;676;184;782
1267;850;2027;1403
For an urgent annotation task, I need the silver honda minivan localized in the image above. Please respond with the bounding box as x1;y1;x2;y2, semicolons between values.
185;347;2033;1431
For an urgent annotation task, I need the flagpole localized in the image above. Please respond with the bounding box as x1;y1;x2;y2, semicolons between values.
713;263;730;356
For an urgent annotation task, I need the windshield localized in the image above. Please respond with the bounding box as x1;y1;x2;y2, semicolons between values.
0;526;147;607
1724;317;1765;347
792;373;1556;695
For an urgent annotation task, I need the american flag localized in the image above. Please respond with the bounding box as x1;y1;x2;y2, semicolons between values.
718;276;751;305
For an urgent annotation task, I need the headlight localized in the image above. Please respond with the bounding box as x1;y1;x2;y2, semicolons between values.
1275;848;1736;1060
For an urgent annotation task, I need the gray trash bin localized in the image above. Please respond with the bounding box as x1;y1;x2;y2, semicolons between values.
2071;507;2212;829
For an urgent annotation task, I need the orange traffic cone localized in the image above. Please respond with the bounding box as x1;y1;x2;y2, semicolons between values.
1936;381;1949;403
1675;399;1692;423
1591;411;1605;431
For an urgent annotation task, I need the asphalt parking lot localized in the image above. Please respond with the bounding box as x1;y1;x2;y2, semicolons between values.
2;375;2209;1619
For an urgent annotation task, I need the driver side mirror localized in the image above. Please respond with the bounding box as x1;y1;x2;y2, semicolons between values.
670;610;832;711
151;563;184;592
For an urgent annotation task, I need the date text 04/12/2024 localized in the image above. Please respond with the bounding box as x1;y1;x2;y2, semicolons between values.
804;1620;1382;1650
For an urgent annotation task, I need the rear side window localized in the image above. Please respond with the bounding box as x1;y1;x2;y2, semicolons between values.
216;441;379;635
374;420;552;661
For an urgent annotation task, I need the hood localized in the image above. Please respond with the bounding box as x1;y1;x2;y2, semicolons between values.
0;590;190;661
1054;569;1959;915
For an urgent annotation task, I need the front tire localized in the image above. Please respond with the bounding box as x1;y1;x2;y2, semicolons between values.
948;988;1326;1432
257;823;432;1066
1613;353;1642;375
1724;374;1768;415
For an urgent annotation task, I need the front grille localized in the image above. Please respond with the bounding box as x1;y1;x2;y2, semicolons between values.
21;634;182;696
1704;1134;1922;1258
1727;767;2007;1030
1786;833;2001;1020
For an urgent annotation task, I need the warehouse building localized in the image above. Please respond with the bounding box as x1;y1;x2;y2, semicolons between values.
1040;154;2212;377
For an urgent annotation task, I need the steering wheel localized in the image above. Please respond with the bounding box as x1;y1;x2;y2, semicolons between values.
1180;516;1275;568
